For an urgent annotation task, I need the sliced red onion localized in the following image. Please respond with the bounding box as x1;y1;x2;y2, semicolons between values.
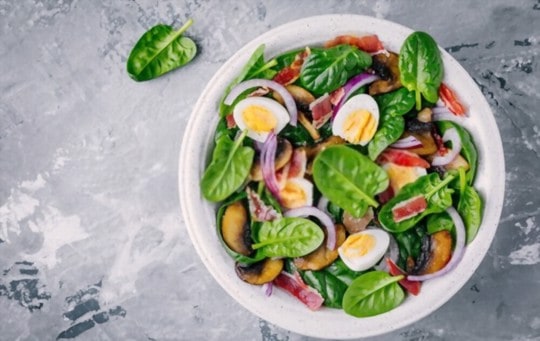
375;232;399;272
431;128;462;166
316;196;331;219
260;132;281;200
391;135;423;149
432;107;465;124
262;282;273;297
284;206;337;250
332;72;379;117
224;78;298;126
408;207;466;281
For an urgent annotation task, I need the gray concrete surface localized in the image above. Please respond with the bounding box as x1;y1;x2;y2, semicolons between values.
1;0;539;340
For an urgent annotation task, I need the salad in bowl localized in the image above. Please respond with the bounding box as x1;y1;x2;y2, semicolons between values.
180;15;504;339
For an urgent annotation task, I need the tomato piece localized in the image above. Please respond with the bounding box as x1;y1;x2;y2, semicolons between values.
324;34;384;53
439;83;466;116
273;271;324;310
386;258;421;296
377;148;430;168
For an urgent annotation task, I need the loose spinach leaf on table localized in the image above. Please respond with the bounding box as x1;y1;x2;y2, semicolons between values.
343;271;405;317
379;173;455;233
300;259;365;308
252;217;324;258
300;45;372;96
436;120;478;184
201;130;254;202
313;145;389;218
218;44;277;117
399;31;443;110
127;19;197;81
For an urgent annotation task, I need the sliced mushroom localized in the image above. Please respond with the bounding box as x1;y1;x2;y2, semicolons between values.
250;138;293;181
298;111;320;141
415;230;453;275
417;107;433;123
235;258;284;285
221;201;252;256
343;207;374;234
403;131;438;156
293;224;347;271
368;52;402;95
273;84;316;112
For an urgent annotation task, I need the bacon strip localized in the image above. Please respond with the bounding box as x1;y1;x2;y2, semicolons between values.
310;94;333;129
324;34;384;53
385;258;421;295
273;48;311;86
246;187;280;222
392;195;428;223
273;271;324;311
377;148;430;169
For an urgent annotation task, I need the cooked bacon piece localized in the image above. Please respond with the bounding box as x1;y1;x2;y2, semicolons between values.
324;34;384;53
248;86;270;97
385;258;421;295
246;187;280;222
377;148;430;168
329;86;345;106
273;48;310;86
378;186;394;204
287;148;307;179
310;93;333;129
273;271;324;311
225;114;236;129
391;195;428;223
439;83;466;116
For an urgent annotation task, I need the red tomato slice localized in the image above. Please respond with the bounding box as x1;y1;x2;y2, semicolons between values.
439;83;466;116
386;258;421;296
324;34;384;53
377;148;430;168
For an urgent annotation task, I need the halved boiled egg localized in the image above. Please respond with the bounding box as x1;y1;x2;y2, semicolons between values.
332;94;379;145
382;162;427;194
233;97;290;142
338;229;390;271
279;178;313;209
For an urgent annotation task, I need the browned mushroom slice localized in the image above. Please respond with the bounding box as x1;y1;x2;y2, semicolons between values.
293;224;347;271
403;131;438;156
250;138;293;181
343;207;374;234
298;111;320;141
416;230;453;275
368;52;402;96
273;84;316;111
221;201;252;256
235;258;284;285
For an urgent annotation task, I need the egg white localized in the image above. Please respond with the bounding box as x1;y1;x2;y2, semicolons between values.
338;228;390;271
233;97;290;142
382;162;427;195
332;94;380;145
279;177;313;209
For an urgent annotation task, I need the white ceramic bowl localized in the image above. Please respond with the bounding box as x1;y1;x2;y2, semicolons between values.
179;14;505;339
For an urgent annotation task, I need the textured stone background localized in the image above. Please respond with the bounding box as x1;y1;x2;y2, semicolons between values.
1;0;539;340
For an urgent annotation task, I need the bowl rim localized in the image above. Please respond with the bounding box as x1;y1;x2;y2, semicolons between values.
179;14;505;339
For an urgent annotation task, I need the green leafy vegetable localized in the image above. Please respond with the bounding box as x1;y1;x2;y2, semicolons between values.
279;123;314;146
216;193;263;264
394;226;426;270
300;259;365;308
343;271;405;317
313;145;389;218
300;45;372;96
219;45;277;117
368;115;405;160
201;130;254;202
458;185;483;244
426;211;454;235
436;121;478;184
399;31;443;110
327;201;343;223
375;87;416;117
379;173;455;233
252;217;324;258
127;19;197;81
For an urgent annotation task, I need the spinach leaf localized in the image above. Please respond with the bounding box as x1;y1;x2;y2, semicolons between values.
313;145;389;218
375;87;416;117
327;201;343;223
379;173;455;233
458;185;483;244
368;115;405;160
300;259;365;308
216;193;264;265
436;121;478;184
279;123;314;146
127;19;196;81
300;45;372;96
201;130;254;202
394;226;426;270
426;211;454;235
399;31;443;110
252;217;324;258
219;44;277;117
343;271;405;317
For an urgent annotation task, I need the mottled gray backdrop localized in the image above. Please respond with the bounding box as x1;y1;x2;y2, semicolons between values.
1;0;539;340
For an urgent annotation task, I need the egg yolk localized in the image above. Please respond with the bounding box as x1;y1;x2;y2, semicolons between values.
342;110;377;144
341;233;376;259
242;105;277;132
280;181;307;209
386;163;421;193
